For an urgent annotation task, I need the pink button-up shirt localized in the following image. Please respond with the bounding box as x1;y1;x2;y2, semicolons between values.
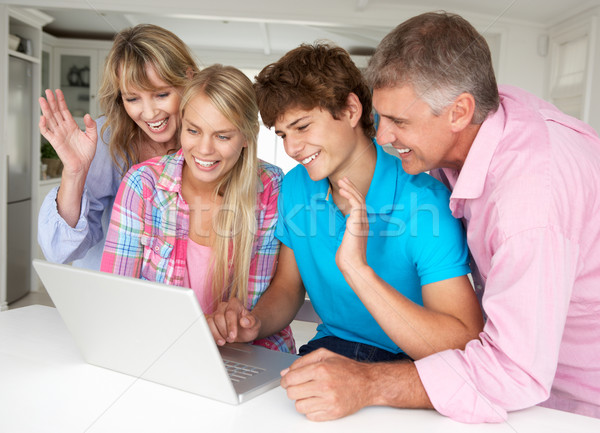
416;85;600;422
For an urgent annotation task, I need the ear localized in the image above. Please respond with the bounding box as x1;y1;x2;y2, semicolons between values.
448;93;476;132
344;92;363;128
186;67;195;80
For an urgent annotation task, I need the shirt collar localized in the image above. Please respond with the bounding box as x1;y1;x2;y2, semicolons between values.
319;142;397;215
156;148;185;193
441;101;506;204
313;140;400;214
365;142;398;215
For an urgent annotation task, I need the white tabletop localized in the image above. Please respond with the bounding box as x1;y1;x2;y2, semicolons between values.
1;305;599;433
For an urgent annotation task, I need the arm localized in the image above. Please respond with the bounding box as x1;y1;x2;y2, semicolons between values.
39;89;98;227
245;164;283;310
280;348;433;421
38;114;121;266
247;165;295;352
207;244;306;345
415;228;578;422
99;169;146;277
335;178;483;359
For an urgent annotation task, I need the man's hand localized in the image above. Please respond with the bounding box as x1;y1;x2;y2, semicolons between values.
280;348;375;421
206;298;261;345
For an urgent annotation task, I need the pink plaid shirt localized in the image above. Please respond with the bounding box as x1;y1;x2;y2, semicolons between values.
101;149;295;352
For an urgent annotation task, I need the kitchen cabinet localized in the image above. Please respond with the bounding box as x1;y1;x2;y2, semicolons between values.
42;34;112;129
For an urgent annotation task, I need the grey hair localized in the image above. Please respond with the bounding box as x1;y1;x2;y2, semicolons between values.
365;11;499;123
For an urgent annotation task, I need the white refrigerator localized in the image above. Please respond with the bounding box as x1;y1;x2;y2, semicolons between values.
6;55;33;303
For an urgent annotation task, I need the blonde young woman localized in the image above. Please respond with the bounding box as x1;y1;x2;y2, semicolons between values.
38;24;199;270
100;65;294;352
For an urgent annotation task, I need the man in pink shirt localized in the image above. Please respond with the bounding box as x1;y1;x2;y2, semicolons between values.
279;11;600;422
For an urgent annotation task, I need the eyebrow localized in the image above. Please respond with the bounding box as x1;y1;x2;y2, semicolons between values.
274;115;310;135
121;86;172;96
183;118;237;134
381;113;407;123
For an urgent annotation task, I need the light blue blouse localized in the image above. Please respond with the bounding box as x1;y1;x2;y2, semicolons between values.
37;116;124;270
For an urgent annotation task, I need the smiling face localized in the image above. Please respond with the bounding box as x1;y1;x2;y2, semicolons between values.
121;64;181;149
373;84;462;174
180;92;246;190
274;105;365;183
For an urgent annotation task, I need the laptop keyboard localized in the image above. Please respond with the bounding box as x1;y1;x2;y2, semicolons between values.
223;359;265;382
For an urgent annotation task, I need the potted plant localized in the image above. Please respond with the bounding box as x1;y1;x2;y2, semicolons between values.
41;138;63;178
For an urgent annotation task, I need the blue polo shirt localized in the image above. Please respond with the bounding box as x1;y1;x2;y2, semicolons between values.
276;143;470;353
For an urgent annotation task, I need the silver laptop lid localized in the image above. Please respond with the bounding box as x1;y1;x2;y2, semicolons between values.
33;259;240;404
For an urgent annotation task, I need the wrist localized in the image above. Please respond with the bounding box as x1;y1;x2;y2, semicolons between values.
339;260;373;288
56;174;87;227
366;361;432;409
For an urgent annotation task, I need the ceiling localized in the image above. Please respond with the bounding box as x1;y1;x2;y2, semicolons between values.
7;0;600;58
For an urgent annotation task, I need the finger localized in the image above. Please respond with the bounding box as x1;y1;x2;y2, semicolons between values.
211;310;231;345
282;350;339;388
338;178;366;208
338;177;360;195
284;370;331;400
239;309;258;330
288;348;338;371
55;89;71;117
305;409;339;422
83;114;98;140
295;396;340;421
44;89;60;118
83;113;96;130
39;116;53;140
206;315;227;346
39;96;58;130
224;307;241;342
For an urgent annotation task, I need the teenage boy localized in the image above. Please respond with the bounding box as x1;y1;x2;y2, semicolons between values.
207;43;483;420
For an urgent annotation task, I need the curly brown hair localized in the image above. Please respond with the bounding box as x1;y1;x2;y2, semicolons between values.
254;42;375;138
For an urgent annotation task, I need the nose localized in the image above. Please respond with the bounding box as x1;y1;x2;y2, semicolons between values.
375;117;395;146
141;99;159;121
196;135;215;155
283;134;304;159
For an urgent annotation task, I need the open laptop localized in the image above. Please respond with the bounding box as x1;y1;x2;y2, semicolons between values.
32;259;298;405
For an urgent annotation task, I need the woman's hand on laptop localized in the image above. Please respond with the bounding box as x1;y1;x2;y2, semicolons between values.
207;298;261;345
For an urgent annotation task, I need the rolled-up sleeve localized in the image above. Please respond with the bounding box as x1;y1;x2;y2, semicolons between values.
38;185;97;264
415;227;578;423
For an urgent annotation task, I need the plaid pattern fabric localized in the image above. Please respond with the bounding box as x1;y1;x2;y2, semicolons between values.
101;149;295;353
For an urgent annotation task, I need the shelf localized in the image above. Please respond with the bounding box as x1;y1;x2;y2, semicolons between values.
8;49;40;64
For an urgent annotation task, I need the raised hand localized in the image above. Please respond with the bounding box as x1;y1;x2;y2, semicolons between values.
335;177;370;276
39;89;98;178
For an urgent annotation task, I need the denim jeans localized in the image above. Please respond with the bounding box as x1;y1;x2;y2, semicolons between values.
299;336;412;363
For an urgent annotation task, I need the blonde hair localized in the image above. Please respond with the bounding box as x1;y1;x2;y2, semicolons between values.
180;64;259;306
98;24;199;174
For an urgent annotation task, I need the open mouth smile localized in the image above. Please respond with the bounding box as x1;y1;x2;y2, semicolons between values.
147;118;169;132
301;151;320;165
194;157;218;168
